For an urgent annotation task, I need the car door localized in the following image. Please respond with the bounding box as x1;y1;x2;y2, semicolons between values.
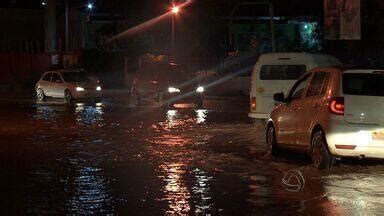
50;73;66;98
39;72;52;96
296;71;330;146
276;73;311;145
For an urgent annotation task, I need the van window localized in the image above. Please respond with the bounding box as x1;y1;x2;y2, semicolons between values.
42;73;51;81
260;65;307;80
306;72;329;97
343;73;384;96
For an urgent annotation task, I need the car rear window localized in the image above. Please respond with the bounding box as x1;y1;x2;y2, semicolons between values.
343;73;384;96
260;65;307;80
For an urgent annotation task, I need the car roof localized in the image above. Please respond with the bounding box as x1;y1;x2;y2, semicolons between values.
343;69;384;74
46;69;83;74
258;52;341;63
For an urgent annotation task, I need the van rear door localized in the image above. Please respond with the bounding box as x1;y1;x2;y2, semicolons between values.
343;71;384;125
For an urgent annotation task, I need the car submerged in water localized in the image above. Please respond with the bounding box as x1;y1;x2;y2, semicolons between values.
35;69;102;103
130;63;204;108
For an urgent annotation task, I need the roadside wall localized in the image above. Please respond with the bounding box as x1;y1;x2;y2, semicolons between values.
0;53;52;92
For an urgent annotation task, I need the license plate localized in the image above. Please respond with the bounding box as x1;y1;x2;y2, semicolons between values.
372;130;384;140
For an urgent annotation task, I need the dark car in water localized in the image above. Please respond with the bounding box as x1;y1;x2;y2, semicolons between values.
130;63;204;108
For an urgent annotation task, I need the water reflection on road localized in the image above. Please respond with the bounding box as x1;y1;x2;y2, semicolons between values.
1;101;384;214
75;103;105;126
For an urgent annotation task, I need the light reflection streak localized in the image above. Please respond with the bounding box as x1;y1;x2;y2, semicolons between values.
166;110;178;128
68;166;112;214
75;103;105;126
33;105;57;121
160;162;191;215
192;168;213;214
195;109;207;124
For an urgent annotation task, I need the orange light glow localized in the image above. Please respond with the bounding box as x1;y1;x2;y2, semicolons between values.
251;97;257;110
172;6;180;14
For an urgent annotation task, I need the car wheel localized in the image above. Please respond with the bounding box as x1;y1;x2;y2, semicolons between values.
311;130;335;170
266;124;278;156
64;89;73;103
36;88;46;101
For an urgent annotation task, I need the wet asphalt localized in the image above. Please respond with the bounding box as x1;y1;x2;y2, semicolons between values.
1;98;384;215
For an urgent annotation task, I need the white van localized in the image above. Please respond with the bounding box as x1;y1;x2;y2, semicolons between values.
249;53;342;120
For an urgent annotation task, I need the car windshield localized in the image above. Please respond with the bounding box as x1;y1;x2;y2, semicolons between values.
61;72;90;82
343;73;384;96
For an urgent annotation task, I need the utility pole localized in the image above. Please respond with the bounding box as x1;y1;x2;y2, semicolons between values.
65;0;69;53
45;0;56;52
269;2;276;52
171;0;176;63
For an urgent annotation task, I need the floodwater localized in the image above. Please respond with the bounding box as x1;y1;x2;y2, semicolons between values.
1;99;384;215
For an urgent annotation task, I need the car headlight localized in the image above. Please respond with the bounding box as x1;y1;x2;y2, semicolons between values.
196;86;204;93
168;87;180;93
76;86;85;92
96;86;102;91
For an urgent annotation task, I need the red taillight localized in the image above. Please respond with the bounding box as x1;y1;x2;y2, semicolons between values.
251;97;256;110
335;145;356;150
328;97;344;115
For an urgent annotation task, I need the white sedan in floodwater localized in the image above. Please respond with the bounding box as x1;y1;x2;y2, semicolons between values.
35;70;102;102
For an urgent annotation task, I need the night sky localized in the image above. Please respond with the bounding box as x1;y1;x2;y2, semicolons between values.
0;0;323;17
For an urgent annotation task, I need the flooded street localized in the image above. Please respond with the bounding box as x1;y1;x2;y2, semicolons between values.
1;98;384;215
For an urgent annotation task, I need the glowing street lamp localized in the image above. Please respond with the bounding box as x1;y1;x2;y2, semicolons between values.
172;6;180;14
87;3;94;10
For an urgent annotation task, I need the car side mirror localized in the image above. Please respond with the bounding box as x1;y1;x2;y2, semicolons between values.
273;92;285;102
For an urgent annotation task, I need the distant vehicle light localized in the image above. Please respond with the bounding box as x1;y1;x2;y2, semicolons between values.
196;86;204;93
96;86;102;91
168;87;181;93
76;87;85;92
251;97;257;110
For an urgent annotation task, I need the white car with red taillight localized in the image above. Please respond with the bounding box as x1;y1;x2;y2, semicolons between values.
266;67;384;169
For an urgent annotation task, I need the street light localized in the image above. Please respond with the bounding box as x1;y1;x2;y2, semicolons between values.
87;3;93;10
172;6;179;14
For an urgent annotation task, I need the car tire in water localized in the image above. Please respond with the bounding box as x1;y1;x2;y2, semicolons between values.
36;88;46;101
266;124;278;156
311;130;335;170
64;89;73;103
